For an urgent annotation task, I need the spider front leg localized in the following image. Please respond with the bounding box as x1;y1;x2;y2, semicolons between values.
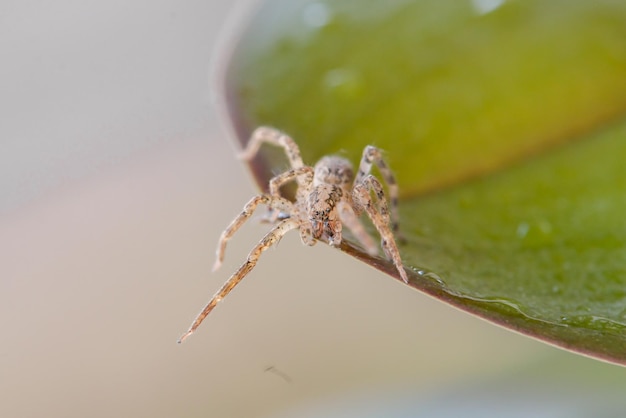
268;166;314;200
239;127;305;177
179;217;300;343
239;127;311;222
213;194;295;272
256;165;315;225
338;201;378;256
353;175;408;283
355;146;401;235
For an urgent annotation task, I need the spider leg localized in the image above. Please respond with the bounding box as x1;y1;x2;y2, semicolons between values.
338;201;378;256
179;218;299;343
267;166;317;246
254;165;313;224
299;224;317;246
239;126;304;173
353;175;408;283
239;127;313;222
213;194;295;272
355;146;401;235
268;166;314;198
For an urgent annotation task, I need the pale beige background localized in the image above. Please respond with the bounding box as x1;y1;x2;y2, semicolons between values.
0;1;598;418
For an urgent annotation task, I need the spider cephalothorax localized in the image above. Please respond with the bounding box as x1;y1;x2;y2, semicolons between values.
179;127;407;343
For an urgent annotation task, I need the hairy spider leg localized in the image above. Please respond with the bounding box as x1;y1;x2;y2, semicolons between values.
239;126;305;178
355;146;400;234
213;194;295;272
179;217;300;343
268;166;317;245
239;127;310;222
269;166;314;202
337;201;378;256
353;175;408;283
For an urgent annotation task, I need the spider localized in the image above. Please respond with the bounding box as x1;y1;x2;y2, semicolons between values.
178;126;407;343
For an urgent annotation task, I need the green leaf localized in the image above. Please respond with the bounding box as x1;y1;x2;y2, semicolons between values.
223;0;626;364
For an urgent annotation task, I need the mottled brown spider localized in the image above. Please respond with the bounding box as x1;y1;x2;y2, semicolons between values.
178;127;407;343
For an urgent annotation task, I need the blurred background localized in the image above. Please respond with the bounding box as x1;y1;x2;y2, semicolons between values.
1;1;625;417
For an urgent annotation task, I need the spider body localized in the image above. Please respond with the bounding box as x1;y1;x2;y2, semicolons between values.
178;127;407;343
308;182;343;245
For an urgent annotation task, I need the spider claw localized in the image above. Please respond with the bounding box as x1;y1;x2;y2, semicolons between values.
399;268;409;284
212;259;222;272
177;330;193;344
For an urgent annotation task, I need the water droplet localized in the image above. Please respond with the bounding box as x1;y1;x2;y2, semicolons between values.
323;68;364;100
516;222;529;239
302;2;331;28
470;0;505;15
538;220;552;235
325;68;355;88
421;271;446;286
